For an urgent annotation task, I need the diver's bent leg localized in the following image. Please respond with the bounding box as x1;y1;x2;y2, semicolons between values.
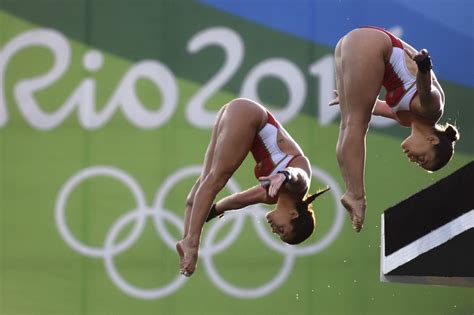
178;100;264;276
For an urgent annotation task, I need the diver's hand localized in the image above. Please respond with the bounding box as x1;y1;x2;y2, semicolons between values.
410;48;430;62
405;48;432;73
205;203;223;222
259;173;286;198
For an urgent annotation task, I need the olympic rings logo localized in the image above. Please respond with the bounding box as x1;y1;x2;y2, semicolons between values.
55;165;344;299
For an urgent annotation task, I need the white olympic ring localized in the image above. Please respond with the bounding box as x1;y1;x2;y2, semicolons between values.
55;165;344;299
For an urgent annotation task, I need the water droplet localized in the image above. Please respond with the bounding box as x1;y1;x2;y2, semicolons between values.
327;285;331;288
453;305;457;308
368;244;371;248
353;279;357;283
343;260;347;263
371;297;375;301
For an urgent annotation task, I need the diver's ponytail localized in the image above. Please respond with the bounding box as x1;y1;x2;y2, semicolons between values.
304;187;331;205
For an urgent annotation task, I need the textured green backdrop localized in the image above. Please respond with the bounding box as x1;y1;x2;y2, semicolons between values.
0;1;473;315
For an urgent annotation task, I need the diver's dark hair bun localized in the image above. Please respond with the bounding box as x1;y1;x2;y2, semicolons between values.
444;124;460;142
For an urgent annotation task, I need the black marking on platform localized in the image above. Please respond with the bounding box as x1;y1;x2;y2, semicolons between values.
384;161;474;256
387;228;474;277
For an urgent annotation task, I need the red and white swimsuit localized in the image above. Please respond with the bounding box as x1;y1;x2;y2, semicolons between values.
365;26;418;113
250;112;299;179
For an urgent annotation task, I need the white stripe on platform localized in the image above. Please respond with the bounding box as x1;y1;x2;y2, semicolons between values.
382;209;474;275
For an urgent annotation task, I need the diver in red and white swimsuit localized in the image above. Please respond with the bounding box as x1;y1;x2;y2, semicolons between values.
177;98;329;277
330;26;459;233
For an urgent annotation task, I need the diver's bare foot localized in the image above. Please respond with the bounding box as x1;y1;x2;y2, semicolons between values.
176;238;199;277
341;193;367;232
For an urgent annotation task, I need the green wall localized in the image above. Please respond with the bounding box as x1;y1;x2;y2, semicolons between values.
0;1;473;314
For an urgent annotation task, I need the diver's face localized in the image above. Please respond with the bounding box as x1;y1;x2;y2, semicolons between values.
265;205;298;242
401;133;439;171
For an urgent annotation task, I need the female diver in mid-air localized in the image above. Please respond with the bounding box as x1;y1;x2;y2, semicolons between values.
176;98;329;277
331;26;459;232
